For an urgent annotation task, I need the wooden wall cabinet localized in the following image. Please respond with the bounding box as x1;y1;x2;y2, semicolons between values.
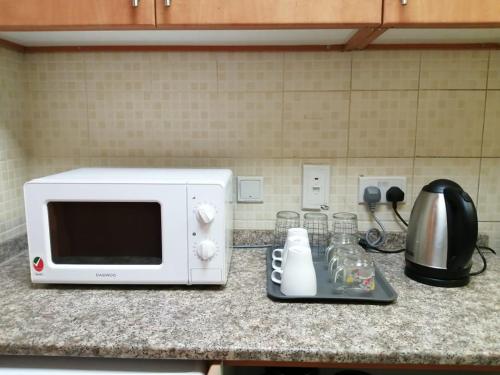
0;0;499;48
0;0;156;30
383;0;500;27
155;0;382;29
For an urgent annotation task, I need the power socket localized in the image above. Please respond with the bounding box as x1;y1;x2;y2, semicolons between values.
358;176;407;204
302;165;330;210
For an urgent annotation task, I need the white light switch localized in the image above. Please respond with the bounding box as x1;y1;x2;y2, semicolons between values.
302;165;330;210
237;176;264;203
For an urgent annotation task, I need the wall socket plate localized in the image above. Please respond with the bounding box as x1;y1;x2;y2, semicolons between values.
358;176;407;204
302;164;330;210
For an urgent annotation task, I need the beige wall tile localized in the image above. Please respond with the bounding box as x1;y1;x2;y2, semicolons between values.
357;220;409;233
0;47;26;162
488;51;500;89
0;158;27;242
420;51;489;89
352;50;420;90
349;91;418;157
217;52;283;92
345;158;414;225
283;91;350;158
26;90;89;157
284;52;351;91
482;90;500;157
416;90;485;157
89;157;162;168
0;119;23;162
26;53;85;91
88;157;228;169
478;222;500;250
0;47;28;241
280;159;303;214
281;159;347;218
28;156;89;179
151;52;217;92
413;158;480;204
87;90;159;157
0;47;25;86
85;52;152;91
478;158;500;221
0;76;25;162
154;92;219;157
215;92;282;158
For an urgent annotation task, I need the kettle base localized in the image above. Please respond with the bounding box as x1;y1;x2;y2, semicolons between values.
404;261;470;288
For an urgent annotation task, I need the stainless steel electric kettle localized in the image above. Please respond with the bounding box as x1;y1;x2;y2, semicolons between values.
405;179;478;287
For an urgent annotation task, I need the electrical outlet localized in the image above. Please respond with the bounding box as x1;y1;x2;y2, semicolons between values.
302;165;330;210
358;176;407;204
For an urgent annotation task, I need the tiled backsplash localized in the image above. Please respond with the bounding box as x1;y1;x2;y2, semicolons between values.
0;47;27;243
1;47;500;249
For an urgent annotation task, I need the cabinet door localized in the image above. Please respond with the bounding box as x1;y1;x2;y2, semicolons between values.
156;0;382;29
0;0;156;30
384;0;500;27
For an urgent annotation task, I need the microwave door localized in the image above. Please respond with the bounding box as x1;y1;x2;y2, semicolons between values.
47;201;162;266
25;182;189;284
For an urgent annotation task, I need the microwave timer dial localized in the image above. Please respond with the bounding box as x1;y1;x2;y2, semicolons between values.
196;239;218;261
195;203;216;224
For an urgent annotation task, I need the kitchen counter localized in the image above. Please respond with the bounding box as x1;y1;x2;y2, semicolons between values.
0;239;498;368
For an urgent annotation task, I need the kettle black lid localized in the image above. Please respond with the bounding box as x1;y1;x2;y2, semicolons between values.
422;179;463;193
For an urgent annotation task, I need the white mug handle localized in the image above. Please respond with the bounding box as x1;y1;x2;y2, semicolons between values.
271;258;282;270
272;248;283;261
271;269;283;284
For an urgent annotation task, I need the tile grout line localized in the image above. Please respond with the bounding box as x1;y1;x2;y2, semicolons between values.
215;52;220;94
21;52;33;178
62;155;488;161
346;52;353;159
279;52;285;214
83;53;91;165
343;51;354;214
411;50;423;202
476;49;492;209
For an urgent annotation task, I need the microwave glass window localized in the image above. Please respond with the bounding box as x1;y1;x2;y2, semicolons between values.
47;202;162;265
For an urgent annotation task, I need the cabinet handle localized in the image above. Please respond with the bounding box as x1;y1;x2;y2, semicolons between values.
165;0;171;6
132;0;140;7
400;0;408;5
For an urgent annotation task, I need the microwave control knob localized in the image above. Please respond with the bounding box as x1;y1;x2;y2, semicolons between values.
197;240;217;261
196;204;216;224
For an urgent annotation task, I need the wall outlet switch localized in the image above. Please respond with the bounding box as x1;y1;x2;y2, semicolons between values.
302;165;330;210
358;176;407;204
237;176;264;203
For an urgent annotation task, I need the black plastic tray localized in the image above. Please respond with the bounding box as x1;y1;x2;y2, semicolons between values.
266;248;398;304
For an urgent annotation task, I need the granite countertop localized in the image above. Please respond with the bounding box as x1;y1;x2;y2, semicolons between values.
0;238;498;367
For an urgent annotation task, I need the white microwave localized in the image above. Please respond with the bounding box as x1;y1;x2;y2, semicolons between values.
24;168;233;285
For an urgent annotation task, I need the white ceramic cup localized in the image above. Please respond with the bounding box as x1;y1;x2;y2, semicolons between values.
272;227;309;261
271;245;317;297
272;235;310;270
286;227;309;240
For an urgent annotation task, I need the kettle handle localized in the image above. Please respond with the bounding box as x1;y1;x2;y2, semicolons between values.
443;187;478;270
